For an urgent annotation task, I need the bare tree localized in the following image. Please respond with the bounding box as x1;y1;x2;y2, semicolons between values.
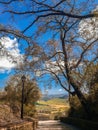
0;0;98;119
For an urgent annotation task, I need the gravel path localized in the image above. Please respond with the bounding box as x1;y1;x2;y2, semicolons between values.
37;120;80;130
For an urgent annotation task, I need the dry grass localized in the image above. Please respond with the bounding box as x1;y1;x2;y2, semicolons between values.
36;98;70;120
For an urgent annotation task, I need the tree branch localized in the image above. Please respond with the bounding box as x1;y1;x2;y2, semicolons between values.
0;0;18;4
48;51;64;60
70;39;98;70
0;25;29;41
45;69;73;94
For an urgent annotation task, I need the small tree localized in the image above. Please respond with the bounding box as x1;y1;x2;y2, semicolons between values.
4;74;41;117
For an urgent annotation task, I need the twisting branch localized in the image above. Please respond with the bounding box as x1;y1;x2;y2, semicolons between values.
4;9;95;18
33;0;65;9
3;9;52;15
43;68;73;94
48;51;64;60
23;10;94;32
0;0;18;4
70;39;98;70
0;25;29;41
56;58;67;80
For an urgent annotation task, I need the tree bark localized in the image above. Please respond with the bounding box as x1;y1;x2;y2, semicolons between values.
70;78;92;119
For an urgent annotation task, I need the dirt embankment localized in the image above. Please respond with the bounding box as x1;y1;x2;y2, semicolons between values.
0;104;21;126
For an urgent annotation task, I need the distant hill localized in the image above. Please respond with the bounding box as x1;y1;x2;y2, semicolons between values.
36;95;69;120
41;93;68;101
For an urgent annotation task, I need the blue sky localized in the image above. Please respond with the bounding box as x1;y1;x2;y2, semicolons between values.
0;4;26;89
0;2;59;94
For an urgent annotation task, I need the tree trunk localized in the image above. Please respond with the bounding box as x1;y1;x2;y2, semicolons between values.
70;78;92;120
61;31;92;119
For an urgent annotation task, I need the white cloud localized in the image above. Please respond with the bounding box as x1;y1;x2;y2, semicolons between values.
45;59;83;73
35;60;64;77
35;70;45;77
58;89;63;92
45;60;64;74
35;58;83;77
68;59;83;68
79;6;98;40
0;37;23;73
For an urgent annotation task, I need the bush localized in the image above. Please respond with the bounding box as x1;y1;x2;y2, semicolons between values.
60;117;98;130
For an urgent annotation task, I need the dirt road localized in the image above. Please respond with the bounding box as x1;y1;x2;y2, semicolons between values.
37;120;80;130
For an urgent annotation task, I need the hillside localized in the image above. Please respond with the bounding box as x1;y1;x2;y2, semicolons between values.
41;94;68;101
36;97;69;120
